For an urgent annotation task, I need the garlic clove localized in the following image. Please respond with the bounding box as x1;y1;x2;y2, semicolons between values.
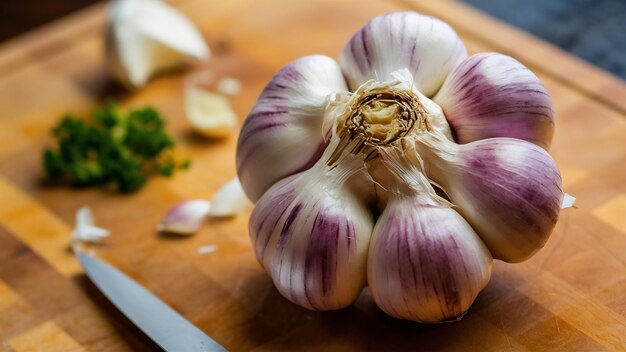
414;133;563;262
249;145;373;310
207;178;250;217
185;84;237;138
157;200;211;235
339;11;467;97
236;55;348;202
368;196;492;323
368;146;491;323
434;53;554;149
107;0;210;88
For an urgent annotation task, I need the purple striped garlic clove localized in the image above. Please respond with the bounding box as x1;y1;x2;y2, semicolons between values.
339;11;467;97
414;133;564;262
157;200;211;235
368;195;492;323
434;53;555;149
249;151;374;310
236;55;348;202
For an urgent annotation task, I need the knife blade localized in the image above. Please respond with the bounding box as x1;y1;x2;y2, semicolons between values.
78;252;228;352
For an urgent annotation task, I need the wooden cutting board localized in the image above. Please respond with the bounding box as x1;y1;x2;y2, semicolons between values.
0;0;625;350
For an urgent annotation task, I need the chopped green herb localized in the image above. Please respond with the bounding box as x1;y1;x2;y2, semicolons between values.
43;102;189;193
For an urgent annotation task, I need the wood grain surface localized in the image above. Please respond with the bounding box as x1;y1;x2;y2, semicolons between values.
0;0;625;351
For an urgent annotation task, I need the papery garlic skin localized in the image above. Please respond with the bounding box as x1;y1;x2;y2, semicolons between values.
368;195;492;323
434;53;554;149
326;69;454;208
237;55;347;202
72;206;110;243
415;134;563;262
107;0;210;88
249;152;373;310
339;11;467;96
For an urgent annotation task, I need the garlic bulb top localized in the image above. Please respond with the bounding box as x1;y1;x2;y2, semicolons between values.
236;11;565;323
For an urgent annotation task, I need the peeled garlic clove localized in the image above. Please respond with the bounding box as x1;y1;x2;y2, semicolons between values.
434;53;554;149
249;150;373;310
368;196;492;323
186;85;237;138
107;0;210;88
236;55;348;202
415;134;563;262
157;200;211;235
339;11;467;96
207;178;250;217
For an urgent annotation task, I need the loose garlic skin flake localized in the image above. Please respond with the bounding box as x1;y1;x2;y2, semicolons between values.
237;11;564;322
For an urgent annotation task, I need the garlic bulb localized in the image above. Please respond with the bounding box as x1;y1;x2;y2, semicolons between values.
237;11;566;322
106;0;210;88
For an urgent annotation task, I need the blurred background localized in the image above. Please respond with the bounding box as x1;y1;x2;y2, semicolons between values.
0;0;100;41
0;0;625;79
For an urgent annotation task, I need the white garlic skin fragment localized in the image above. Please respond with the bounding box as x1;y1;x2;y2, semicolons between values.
368;195;492;323
197;244;218;255
434;53;554;149
339;11;467;97
157;200;211;235
106;0;210;88
249;151;373;310
72;206;110;243
415;134;564;262
237;55;348;202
